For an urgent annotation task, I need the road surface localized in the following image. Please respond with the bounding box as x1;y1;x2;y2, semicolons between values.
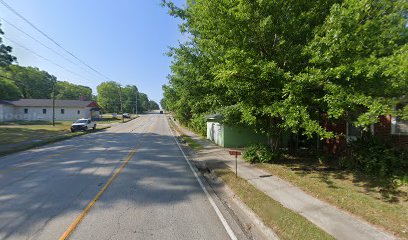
0;113;245;240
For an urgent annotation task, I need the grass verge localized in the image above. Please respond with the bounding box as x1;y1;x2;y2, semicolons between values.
180;135;202;150
257;162;408;238
0;122;74;145
170;119;333;239
0;126;109;157
214;168;334;240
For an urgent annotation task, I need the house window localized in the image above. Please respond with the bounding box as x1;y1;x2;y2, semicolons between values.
61;109;65;114
43;109;47;114
391;104;408;135
24;108;28;114
346;122;362;142
77;110;80;114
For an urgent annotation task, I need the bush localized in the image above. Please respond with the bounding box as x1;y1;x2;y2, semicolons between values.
244;144;281;163
188;114;207;136
339;136;408;178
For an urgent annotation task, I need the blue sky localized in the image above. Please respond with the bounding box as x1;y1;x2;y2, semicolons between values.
0;0;186;105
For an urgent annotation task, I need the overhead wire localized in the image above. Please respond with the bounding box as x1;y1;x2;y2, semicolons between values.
2;35;99;84
0;0;113;82
0;16;102;80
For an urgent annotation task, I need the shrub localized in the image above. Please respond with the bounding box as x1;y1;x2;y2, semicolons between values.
339;136;408;178
188;114;207;136
244;144;281;163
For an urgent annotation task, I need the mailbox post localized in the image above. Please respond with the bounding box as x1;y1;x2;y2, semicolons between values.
228;150;241;178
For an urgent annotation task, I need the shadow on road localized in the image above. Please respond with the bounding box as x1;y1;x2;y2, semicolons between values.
0;128;202;239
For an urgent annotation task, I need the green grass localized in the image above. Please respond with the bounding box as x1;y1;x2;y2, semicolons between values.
257;161;408;239
180;135;202;150
0;122;73;145
0;122;109;156
172;122;333;239
0;120;71;126
215;168;334;240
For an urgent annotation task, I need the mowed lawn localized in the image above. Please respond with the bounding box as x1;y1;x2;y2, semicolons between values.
0;122;72;144
257;161;408;239
0;121;84;155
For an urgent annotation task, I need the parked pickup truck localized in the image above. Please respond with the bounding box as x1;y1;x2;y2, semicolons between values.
71;118;96;132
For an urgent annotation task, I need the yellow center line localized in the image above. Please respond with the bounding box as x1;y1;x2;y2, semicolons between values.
58;143;140;240
58;116;157;240
0;118;151;175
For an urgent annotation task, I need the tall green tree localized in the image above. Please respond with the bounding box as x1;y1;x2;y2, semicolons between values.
301;0;408;127
0;78;21;100
160;98;167;110
162;0;408;142
122;85;138;113
138;93;149;113
55;81;93;100
0;22;16;67
148;100;160;110
96;81;122;113
162;0;339;139
0;22;19;100
1;65;56;99
96;81;152;113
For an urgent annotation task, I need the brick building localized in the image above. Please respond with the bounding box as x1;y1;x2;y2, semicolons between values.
323;113;408;154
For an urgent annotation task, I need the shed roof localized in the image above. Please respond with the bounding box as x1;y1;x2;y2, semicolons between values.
205;114;223;121
0;99;100;108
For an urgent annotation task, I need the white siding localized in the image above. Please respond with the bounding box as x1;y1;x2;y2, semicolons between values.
9;107;89;121
207;122;223;146
0;105;16;121
0;103;100;122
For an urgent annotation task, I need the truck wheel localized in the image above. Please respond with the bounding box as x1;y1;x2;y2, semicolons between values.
84;126;88;131
93;125;96;130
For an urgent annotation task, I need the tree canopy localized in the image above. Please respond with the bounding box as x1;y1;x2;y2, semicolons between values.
96;81;153;113
55;81;93;100
1;65;56;99
0;23;16;67
162;0;408;138
148;100;160;110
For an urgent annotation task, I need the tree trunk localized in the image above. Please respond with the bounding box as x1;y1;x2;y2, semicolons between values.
268;117;281;152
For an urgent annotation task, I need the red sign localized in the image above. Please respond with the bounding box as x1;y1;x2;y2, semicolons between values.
229;150;241;156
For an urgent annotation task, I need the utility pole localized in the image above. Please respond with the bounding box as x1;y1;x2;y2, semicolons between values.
119;86;123;114
135;92;138;115
119;86;124;123
52;82;55;126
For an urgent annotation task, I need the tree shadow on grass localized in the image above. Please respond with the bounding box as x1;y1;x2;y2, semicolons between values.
273;154;408;203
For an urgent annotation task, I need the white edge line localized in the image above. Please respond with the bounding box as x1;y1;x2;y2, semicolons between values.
167;119;238;240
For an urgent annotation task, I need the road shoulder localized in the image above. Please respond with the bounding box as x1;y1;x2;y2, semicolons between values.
168;116;397;240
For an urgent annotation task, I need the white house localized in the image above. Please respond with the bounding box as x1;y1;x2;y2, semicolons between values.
0;99;102;122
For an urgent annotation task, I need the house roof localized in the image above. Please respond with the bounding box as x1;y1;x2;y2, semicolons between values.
0;99;100;108
205;114;223;121
0;100;13;105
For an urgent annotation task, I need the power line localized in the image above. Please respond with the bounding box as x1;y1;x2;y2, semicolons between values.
0;16;101;80
3;35;99;83
0;0;113;82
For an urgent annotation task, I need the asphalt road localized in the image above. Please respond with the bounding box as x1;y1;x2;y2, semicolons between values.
0;113;245;240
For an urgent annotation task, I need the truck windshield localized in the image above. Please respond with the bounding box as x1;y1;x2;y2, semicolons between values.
75;120;88;123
